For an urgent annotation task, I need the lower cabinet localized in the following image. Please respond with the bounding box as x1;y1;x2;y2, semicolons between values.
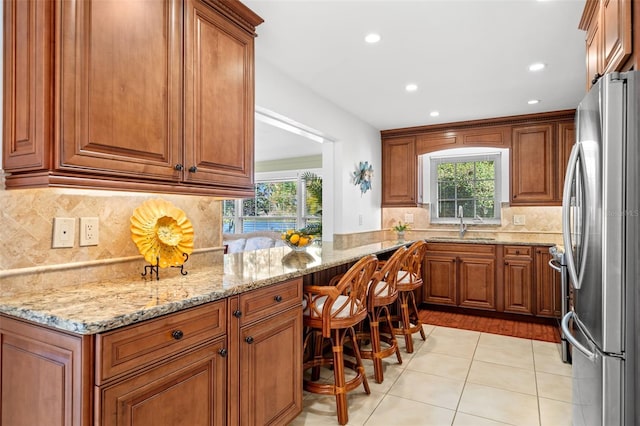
423;243;496;311
1;278;303;426
228;278;303;426
0;316;93;426
503;246;533;315
99;340;227;426
534;247;562;317
423;243;558;319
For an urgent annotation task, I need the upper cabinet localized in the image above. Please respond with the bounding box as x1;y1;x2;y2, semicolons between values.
381;111;575;208
580;0;633;89
3;0;262;197
381;137;417;206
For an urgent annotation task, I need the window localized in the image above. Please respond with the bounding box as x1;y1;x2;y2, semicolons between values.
223;171;322;233
429;153;502;223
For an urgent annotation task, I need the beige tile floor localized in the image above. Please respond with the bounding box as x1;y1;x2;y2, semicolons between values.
291;325;573;426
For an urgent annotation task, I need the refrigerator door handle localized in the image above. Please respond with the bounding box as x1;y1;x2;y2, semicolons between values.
561;311;596;361
562;144;584;289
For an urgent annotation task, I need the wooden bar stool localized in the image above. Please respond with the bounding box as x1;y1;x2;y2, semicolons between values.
393;240;428;353
302;255;378;425
358;245;406;383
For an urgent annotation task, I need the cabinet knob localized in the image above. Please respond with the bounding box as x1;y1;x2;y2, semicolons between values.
516;250;520;255
174;164;184;171
218;348;228;357
245;336;254;344
171;330;184;340
504;262;509;266
188;165;198;173
233;309;242;318
513;195;517;199
452;259;456;263
274;295;283;302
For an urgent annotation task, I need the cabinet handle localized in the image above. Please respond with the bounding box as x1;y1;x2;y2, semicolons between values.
188;165;198;173
233;309;242;318
245;336;254;344
516;250;520;255
218;348;228;357
174;164;184;171
274;295;283;302
171;330;184;340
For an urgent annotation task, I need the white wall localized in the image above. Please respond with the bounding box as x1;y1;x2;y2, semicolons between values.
255;59;382;240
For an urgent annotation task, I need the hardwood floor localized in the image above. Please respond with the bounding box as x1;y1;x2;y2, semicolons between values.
418;308;561;343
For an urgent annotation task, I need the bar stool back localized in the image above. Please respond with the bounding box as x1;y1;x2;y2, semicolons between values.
302;254;378;425
393;240;428;353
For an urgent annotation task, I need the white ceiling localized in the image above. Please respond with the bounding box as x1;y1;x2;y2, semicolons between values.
248;0;587;162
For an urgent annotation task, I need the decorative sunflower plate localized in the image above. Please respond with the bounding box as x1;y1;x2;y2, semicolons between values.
130;199;194;268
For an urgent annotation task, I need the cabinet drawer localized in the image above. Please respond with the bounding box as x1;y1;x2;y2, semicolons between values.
503;245;532;257
96;300;226;384
426;242;496;256
238;278;302;326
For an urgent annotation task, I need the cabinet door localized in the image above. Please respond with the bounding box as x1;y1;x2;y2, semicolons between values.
458;256;496;310
556;121;576;201
99;339;227;426
3;0;53;172
423;254;457;305
382;137;417;206
58;0;182;180
1;316;92;426
601;0;632;74
535;249;561;317
585;10;602;89
504;259;533;314
239;307;303;425
511;124;555;205
184;0;255;193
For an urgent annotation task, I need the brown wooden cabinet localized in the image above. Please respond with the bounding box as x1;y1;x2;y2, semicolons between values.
511;120;575;205
580;0;633;89
3;0;262;197
557;121;576;200
534;247;562;318
423;243;496;311
510;124;555;205
423;252;458;306
1;279;302;426
228;278;303;425
95;301;228;426
381;110;575;208
503;245;533;315
0;316;93;426
382;137;417;206
99;340;227;426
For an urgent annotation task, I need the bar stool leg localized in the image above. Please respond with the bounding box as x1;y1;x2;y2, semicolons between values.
332;329;349;425
369;313;384;384
398;293;414;353
407;290;426;341
381;304;403;365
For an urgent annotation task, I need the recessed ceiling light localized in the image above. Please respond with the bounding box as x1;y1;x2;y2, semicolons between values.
405;83;418;92
364;33;381;44
528;62;546;72
528;99;540;105
430;111;440;117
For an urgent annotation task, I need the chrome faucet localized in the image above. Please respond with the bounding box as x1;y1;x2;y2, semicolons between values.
458;206;467;238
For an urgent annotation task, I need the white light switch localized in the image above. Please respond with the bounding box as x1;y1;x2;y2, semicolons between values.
52;217;75;248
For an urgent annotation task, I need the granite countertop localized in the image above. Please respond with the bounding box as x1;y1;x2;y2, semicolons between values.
0;241;407;335
0;236;557;335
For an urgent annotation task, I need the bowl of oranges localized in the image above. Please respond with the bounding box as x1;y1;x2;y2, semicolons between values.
282;229;314;251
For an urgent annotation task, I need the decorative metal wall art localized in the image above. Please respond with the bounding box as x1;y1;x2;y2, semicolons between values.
353;161;374;194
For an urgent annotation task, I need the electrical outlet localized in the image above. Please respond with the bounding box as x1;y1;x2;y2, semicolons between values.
80;217;99;246
404;213;414;223
513;214;526;226
52;217;75;248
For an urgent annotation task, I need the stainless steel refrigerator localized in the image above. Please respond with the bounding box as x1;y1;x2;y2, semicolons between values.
560;71;639;426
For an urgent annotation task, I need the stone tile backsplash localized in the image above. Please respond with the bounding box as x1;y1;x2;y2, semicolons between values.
0;188;223;295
